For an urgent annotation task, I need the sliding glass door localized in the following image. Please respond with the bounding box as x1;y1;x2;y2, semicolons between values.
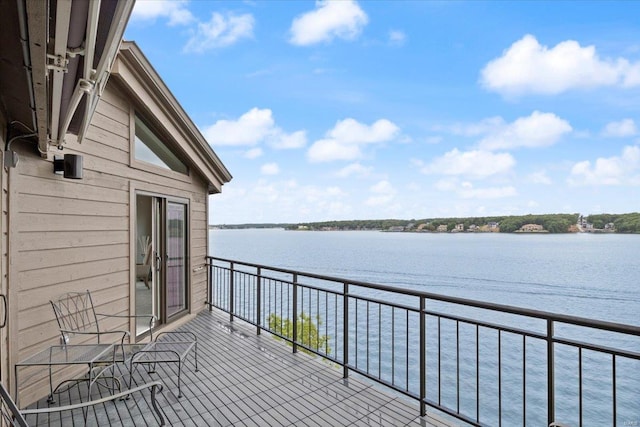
166;202;187;317
136;194;189;336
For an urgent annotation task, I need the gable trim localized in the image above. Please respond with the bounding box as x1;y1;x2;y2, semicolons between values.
112;42;232;194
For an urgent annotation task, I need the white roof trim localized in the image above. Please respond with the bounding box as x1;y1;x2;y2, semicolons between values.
48;0;134;150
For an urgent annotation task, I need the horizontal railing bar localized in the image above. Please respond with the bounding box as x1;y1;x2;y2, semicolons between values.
425;310;547;340
348;294;419;313
208;256;640;336
554;337;640;360
233;271;295;287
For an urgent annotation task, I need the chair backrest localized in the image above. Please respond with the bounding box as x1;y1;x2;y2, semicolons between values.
50;291;101;344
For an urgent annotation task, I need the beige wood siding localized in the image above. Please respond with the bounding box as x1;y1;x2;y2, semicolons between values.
0;120;8;388
11;81;212;404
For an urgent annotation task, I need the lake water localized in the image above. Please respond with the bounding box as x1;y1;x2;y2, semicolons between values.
209;229;640;426
210;229;640;326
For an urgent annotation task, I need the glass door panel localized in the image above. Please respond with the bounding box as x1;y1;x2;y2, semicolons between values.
135;195;156;336
166;201;187;317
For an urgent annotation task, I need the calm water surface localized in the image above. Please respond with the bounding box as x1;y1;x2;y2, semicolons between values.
210;229;640;326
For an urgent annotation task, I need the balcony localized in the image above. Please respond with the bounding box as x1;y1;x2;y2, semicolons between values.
21;307;456;426
21;257;640;426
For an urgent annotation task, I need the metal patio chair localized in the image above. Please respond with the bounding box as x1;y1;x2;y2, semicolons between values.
0;380;165;426
50;290;155;346
49;291;156;400
1;293;164;425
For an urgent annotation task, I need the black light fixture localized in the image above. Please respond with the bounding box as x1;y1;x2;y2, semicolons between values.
53;154;83;179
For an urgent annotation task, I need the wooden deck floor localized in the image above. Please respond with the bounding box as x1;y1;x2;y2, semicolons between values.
24;309;460;426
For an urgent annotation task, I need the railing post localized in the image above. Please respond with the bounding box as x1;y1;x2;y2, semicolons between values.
207;257;212;312
420;296;426;417
292;273;298;353
256;267;261;335
229;262;235;322
343;282;349;379
547;319;555;426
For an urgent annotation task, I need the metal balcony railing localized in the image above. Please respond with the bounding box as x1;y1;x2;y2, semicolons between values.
206;256;640;427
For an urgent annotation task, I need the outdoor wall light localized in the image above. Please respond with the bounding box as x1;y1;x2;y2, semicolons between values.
53;154;83;179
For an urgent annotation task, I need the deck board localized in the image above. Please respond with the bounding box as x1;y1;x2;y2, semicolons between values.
23;309;462;426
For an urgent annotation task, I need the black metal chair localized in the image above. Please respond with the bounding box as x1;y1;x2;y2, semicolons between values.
1;293;164;425
0;379;165;426
50;290;155;345
48;291;156;402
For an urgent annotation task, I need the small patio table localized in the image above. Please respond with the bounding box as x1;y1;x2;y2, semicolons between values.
14;343;114;407
117;332;198;398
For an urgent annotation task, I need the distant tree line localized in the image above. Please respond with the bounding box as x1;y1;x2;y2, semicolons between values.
212;223;294;229
212;212;640;234
286;219;409;231
586;213;640;233
287;214;582;233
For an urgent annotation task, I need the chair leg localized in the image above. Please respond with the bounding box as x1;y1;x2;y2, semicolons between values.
177;361;182;398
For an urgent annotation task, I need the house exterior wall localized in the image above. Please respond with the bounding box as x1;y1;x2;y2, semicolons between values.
0;118;8;386
9;79;212;404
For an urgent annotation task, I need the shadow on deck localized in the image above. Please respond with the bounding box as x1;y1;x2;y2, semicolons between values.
24;309;460;426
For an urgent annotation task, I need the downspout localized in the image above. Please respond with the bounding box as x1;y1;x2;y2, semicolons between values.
15;0;39;144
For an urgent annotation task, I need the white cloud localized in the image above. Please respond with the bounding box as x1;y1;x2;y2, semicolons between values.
626;63;640;86
244;148;263;159
307;139;362;162
204;108;306;149
388;30;406;46
481;34;640;95
568;145;640;186
335;162;373;178
131;0;194;26
289;0;368;46
307;118;400;162
328;118;399;144
260;163;280;175
527;170;553;185
184;12;254;53
365;180;396;206
204;108;273;146
602;119;638;138
478;111;572;150
421;149;516;178
270;130;307;149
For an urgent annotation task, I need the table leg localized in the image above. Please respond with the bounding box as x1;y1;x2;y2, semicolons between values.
14;364;19;407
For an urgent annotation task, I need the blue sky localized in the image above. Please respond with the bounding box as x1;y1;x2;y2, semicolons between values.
125;1;640;224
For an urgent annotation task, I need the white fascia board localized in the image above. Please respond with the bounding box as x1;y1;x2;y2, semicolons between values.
76;0;135;145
